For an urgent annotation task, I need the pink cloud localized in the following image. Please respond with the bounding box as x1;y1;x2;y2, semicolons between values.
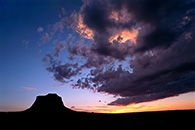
22;87;37;91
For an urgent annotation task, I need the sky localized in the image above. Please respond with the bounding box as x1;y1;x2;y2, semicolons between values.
0;0;195;113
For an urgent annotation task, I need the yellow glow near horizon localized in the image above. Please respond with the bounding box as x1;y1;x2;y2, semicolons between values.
71;92;195;113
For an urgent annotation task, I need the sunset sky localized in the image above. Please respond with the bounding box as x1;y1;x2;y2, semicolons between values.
0;0;195;113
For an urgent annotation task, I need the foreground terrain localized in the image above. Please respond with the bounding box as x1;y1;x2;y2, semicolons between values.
1;93;194;128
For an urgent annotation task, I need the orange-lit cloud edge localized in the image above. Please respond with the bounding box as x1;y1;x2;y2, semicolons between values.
108;9;140;44
76;14;94;40
75;10;140;44
109;28;140;44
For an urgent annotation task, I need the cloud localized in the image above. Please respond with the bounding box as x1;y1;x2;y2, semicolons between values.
86;31;195;105
67;41;89;59
41;32;51;43
108;71;195;105
42;52;80;83
43;40;114;84
37;26;44;33
78;0;195;105
53;40;65;57
61;7;66;15
47;63;79;83
61;11;94;40
41;0;195;106
80;0;195;58
22;40;29;49
22;87;37;91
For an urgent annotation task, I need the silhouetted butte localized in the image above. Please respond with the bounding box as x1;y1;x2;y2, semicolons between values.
25;93;72;113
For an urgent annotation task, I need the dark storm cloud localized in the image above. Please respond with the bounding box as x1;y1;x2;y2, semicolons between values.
91;37;134;60
80;0;137;60
82;0;111;32
81;0;195;56
73;0;195;105
109;71;195;105
100;31;195;105
43;0;195;105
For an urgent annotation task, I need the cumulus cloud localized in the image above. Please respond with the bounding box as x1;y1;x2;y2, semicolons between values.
41;0;195;106
81;0;194;57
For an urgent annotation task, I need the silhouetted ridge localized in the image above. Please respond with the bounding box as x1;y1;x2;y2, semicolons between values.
26;93;72;113
1;93;194;128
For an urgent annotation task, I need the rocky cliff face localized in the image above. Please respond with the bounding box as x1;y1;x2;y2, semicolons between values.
26;93;72;113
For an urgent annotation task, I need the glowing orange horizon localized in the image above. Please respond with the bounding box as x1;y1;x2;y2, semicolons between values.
71;92;195;113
